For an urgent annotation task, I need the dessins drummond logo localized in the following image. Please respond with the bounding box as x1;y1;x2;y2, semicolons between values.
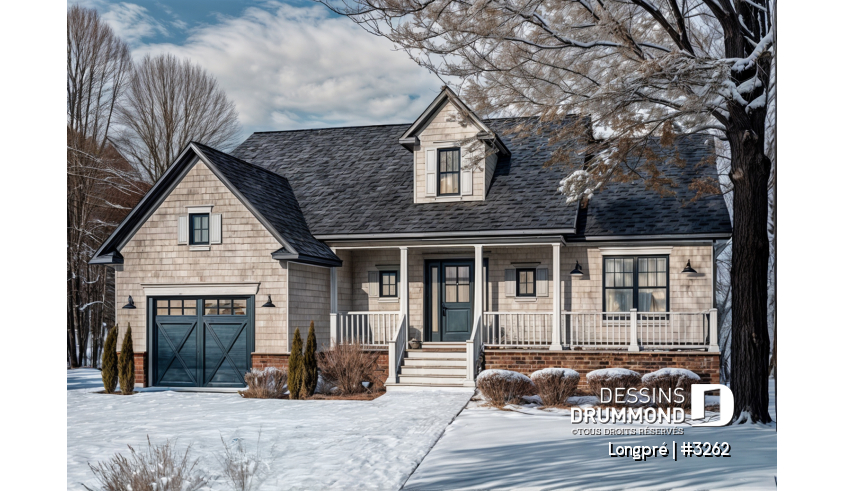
571;384;734;427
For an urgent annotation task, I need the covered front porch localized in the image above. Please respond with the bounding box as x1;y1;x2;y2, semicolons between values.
324;241;719;386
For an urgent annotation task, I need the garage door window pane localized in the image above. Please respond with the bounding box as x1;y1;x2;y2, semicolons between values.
157;300;169;315
233;299;247;315
219;299;232;315
204;299;218;315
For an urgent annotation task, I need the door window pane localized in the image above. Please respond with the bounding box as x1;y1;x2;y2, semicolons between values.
157;299;169;315
204;299;218;315
431;266;439;333
233;299;247;315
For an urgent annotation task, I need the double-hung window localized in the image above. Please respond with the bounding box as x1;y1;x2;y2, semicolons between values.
190;214;210;245
437;148;461;195
380;271;398;298
603;256;668;312
516;268;535;297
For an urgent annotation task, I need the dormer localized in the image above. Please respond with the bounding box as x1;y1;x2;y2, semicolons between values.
400;87;510;203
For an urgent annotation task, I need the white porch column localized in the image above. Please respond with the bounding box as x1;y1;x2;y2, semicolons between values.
400;247;409;346
708;308;719;352
329;267;338;346
550;243;563;350
474;245;483;323
628;309;640;352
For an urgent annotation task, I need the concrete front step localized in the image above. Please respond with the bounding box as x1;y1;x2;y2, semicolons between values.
401;366;466;376
385;383;475;392
406;350;466;359
398;374;467;385
402;357;466;366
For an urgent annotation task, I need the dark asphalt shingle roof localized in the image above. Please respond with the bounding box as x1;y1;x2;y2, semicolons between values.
575;134;733;237
232;119;731;238
193;143;340;262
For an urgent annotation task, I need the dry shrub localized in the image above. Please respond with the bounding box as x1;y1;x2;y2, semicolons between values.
217;431;268;491
318;342;380;395
84;436;206;491
642;368;701;409
586;368;642;406
239;367;288;399
476;369;535;407
530;368;580;407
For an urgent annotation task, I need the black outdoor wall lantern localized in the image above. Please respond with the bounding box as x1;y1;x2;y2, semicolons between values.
261;295;276;308
122;296;136;309
569;260;584;277
681;260;697;274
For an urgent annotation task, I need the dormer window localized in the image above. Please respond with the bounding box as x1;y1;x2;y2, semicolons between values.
438;148;461;196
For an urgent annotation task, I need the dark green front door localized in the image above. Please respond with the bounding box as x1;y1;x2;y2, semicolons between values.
426;260;474;342
151;296;254;387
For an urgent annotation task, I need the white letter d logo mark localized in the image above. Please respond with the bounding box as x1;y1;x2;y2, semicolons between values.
691;384;734;427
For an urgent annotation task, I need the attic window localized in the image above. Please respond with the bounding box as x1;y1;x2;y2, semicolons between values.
190;214;210;245
438;148;461;196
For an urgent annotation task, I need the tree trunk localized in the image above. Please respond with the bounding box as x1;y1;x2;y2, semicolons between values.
728;130;772;424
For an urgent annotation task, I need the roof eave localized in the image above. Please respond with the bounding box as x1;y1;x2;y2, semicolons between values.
271;249;343;268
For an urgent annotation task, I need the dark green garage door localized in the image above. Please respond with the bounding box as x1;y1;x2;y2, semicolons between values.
150;297;254;388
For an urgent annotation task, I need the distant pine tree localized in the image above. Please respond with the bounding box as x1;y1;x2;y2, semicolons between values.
301;321;318;398
101;325;118;393
118;324;135;395
287;328;303;399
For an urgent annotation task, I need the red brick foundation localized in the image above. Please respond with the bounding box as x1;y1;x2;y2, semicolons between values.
116;352;147;387
252;351;391;384
484;349;720;391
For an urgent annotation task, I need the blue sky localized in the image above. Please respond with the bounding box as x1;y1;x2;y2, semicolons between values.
71;0;443;139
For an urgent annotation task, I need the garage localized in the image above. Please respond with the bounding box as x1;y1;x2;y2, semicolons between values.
150;296;254;388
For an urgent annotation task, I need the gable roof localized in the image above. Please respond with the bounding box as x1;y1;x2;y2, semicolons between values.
398;86;510;156
232;119;731;241
90;142;341;267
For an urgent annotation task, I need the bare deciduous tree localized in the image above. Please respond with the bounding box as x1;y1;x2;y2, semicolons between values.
115;54;241;182
320;0;774;422
68;5;146;368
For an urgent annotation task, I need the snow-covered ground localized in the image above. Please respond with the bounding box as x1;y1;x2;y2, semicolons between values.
405;379;777;490
67;369;472;490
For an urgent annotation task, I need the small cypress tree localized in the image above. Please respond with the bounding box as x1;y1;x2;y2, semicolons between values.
118;324;135;395
101;325;119;393
301;321;318;398
287;328;303;399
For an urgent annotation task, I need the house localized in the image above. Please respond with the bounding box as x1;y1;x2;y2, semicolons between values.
91;87;731;390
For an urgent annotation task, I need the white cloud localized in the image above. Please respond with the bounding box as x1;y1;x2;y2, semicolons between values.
130;3;442;134
74;0;170;45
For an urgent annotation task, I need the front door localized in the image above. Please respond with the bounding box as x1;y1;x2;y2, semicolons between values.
426;260;474;342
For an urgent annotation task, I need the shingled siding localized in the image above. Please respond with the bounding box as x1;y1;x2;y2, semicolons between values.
115;161;288;358
414;100;487;203
288;262;331;349
560;245;713;312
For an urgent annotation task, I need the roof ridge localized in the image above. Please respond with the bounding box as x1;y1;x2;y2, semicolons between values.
192;141;291;182
246;116;544;137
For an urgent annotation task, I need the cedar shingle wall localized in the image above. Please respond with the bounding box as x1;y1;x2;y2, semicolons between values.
288;262;331;349
115;161;288;354
414;101;487;203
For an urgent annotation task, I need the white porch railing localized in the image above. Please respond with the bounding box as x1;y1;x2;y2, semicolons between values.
482;312;554;347
335;311;401;347
388;315;407;384
466;315;483;381
562;309;718;351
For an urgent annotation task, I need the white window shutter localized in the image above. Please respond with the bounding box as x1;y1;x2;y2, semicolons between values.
425;149;436;196
461;167;472;195
505;269;515;297
177;215;188;244
210;214;222;244
536;268;549;297
368;271;379;297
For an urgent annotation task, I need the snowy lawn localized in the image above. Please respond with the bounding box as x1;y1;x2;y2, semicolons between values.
405;378;777;490
67;369;473;490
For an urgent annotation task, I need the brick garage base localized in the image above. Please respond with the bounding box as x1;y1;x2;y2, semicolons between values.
484;350;720;392
116;352;147;388
252;351;391;385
